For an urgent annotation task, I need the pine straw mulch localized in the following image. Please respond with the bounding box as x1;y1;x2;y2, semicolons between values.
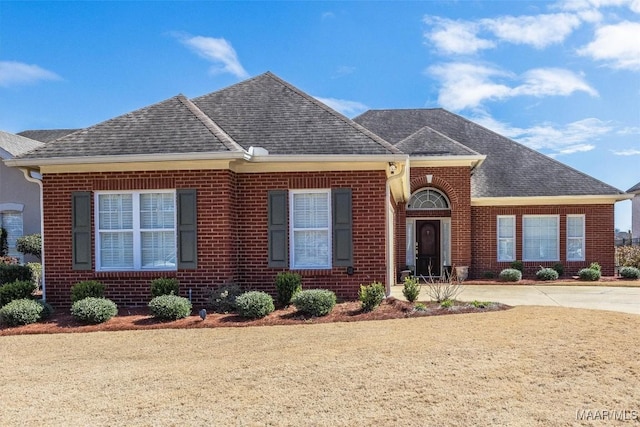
0;297;510;336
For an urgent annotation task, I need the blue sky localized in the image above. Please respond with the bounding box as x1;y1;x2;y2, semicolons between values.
1;1;638;229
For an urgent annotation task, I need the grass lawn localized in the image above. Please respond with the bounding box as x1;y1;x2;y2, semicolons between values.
1;306;638;426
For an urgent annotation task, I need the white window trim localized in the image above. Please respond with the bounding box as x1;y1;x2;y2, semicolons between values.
95;190;176;272
522;214;560;262
567;214;586;261
289;189;332;270
497;215;516;262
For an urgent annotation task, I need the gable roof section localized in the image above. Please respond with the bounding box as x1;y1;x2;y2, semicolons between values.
628;182;640;193
17;95;240;161
193;72;400;155
17;129;79;143
395;126;480;157
0;131;43;159
354;108;624;198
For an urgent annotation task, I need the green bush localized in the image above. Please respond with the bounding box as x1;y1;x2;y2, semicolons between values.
402;276;421;303
150;277;179;297
536;267;559;281
16;233;42;259
235;291;274;319
616;246;640;269
275;272;302;306
551;263;564;277
37;299;54;320
482;271;496;279
578;268;601;281
70;280;105;303
26;263;42;291
359;282;385;312
499;268;522;282
0;227;7;256
0;264;32;285
148;294;192;321
589;262;601;272
619;266;640;280
510;260;524;272
0;298;43;326
470;300;490;308
291;289;336;317
71;297;118;324
440;299;453;308
207;284;243;313
0;280;36;307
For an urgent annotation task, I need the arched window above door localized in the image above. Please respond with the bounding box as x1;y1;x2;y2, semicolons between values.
407;188;450;210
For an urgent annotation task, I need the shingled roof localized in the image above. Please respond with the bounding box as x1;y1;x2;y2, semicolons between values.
354;108;624;198
395;126;480;157
628;182;640;193
17;129;78;143
0;131;43;158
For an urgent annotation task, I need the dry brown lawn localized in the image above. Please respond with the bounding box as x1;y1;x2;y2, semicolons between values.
1;306;638;426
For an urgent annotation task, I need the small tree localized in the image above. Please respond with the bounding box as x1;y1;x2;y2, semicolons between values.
0;228;8;257
16;234;42;259
420;266;464;303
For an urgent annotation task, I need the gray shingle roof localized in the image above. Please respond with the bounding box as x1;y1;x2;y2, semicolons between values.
193;72;400;155
354;108;624;198
0;131;43;158
395;126;480;156
18;95;237;159
628;182;640;193
17;129;78;143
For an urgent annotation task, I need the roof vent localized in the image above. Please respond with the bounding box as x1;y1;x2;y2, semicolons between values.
248;146;269;156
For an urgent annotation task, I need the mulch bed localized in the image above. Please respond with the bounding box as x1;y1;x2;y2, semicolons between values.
0;297;511;336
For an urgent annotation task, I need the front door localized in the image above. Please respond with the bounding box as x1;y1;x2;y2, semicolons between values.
416;220;441;277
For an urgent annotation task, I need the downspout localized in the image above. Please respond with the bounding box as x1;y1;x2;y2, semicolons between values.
20;168;45;302
385;160;408;296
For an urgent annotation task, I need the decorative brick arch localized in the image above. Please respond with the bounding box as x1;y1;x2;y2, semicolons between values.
409;175;459;208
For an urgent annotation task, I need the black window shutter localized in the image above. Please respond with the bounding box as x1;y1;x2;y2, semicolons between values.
72;191;92;270
332;188;353;267
177;189;197;270
268;190;288;268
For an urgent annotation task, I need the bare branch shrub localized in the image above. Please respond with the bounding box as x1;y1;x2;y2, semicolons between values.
419;266;464;303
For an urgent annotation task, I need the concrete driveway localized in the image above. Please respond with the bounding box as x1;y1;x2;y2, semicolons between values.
390;284;640;315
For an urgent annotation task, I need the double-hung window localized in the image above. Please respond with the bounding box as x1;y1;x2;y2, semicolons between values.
497;215;515;262
0;211;23;261
290;190;331;269
96;191;176;271
523;215;559;262
567;215;585;261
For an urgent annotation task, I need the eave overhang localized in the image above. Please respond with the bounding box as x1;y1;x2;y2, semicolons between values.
471;194;633;206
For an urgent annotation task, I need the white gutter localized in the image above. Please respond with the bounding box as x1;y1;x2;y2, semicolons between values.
243;152;409;163
20;168;45;302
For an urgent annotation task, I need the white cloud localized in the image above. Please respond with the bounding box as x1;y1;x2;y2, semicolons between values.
557;0;640;15
481;13;581;49
473;113;611;156
428;63;597;110
176;34;248;79
0;61;61;87
424;17;495;55
315;97;368;117
612;148;640;155
578;21;640;70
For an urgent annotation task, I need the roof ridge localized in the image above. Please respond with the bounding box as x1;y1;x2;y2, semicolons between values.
177;95;244;153
263;72;402;155
397;125;482;156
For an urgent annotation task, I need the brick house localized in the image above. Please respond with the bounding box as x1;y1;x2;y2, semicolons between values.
6;72;629;307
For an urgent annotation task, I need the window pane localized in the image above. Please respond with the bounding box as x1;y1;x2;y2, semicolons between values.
140;193;175;229
497;216;515;261
293;193;328;228
498;239;515;261
567;216;584;261
293;230;329;268
498;217;514;238
1;212;23;260
141;231;176;268
523;216;558;261
100;232;133;268
567;239;584;261
408;189;450;210
567;216;584;238
98;194;133;230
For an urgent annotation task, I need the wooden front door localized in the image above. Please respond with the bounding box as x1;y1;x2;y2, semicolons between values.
416;220;441;277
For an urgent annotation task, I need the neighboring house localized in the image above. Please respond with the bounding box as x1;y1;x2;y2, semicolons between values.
5;72;631;307
628;182;640;239
0;131;44;261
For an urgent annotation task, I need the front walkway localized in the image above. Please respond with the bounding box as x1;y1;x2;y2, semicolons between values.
390;284;640;315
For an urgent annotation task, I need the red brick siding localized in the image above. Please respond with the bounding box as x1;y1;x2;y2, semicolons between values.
42;169;387;307
470;204;616;277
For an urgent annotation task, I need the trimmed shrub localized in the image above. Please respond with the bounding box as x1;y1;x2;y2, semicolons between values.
499;268;522;282
148;294;192;321
440;299;453;308
578;268;601;281
0;280;36;307
0;264;32;285
510;260;524;272
37;299;54;320
207;284;243;313
616;246;640;269
71;297;118;324
589;262;601;272
26;263;42;291
275;272;302;306
619;266;640;280
16;233;42;259
536;267;559;281
0;298;43;326
70;280;105;303
402;276;421;303
482;271;496;279
235;291;274;319
150;277;179;297
291;289;336;317
0;227;7;256
359;282;385;312
551;263;564;277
